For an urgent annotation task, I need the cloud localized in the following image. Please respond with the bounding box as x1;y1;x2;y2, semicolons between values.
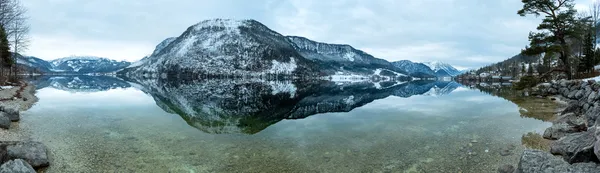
21;0;594;69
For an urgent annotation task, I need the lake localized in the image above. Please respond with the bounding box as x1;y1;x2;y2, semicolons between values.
10;76;555;172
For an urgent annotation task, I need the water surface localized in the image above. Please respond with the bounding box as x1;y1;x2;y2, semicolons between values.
13;76;555;172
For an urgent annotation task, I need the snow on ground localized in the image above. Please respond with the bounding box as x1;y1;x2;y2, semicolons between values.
327;74;369;82
344;52;356;62
269;58;297;74
373;82;382;89
373;69;382;75
269;81;297;98
177;35;198;57
1;86;14;89
583;75;600;81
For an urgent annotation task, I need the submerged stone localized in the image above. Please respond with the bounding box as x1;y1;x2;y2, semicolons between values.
0;108;19;122
0;159;35;173
497;164;514;173
0;114;9;129
7;141;49;168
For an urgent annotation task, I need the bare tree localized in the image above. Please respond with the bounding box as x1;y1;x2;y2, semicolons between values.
0;0;28;76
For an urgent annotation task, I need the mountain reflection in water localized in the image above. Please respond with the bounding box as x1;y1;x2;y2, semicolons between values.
26;76;461;134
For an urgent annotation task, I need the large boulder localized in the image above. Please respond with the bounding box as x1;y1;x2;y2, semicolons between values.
6;141;49;168
544;122;586;140
560;88;569;97
517;150;600;173
568;90;578;99
549;88;558;95
588;91;597;103
544;113;587;140
0;114;9;129
550;130;597;163
585;105;600;127
0;159;35;173
562;101;582;115
0;108;19;122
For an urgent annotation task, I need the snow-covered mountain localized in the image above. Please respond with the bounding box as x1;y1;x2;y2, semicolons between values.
50;56;131;73
15;54;54;72
121;19;319;78
16;55;131;74
423;61;463;77
391;60;436;78
286;36;406;76
121;19;409;79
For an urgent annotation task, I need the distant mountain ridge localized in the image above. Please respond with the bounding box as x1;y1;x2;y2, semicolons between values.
391;60;436;78
423;61;463;77
16;19;463;79
120;19;462;80
16;54;131;74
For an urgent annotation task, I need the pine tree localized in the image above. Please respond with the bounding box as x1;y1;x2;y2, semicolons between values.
582;27;596;73
0;25;11;69
527;63;534;76
521;63;526;75
518;0;579;79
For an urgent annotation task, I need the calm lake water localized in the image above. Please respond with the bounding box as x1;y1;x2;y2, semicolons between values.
14;76;554;173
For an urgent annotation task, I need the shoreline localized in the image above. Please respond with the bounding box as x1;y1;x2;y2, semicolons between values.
0;83;50;172
511;80;600;172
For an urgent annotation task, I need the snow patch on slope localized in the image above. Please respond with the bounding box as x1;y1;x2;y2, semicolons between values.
269;58;297;74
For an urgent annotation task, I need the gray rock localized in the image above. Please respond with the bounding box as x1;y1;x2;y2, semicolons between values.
562;101;581;115
7;141;49;168
560;88;569;97
0;114;9;129
0;159;35;173
560;80;568;87
543;121;586;140
517;149;600;173
0;108;19;122
549;88;558;95
588;91;597;103
550;130;597;163
568;90;578;99
595;139;600;162
585;106;600;127
498;164;514;173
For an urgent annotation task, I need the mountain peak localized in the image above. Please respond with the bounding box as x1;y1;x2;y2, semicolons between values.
191;19;257;31
422;61;462;77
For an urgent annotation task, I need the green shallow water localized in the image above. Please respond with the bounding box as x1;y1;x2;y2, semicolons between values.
14;82;554;173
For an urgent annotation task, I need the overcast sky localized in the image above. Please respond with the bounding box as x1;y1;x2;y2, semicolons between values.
22;0;596;70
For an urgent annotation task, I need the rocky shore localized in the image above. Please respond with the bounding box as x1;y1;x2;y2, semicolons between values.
0;83;49;173
510;79;600;173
